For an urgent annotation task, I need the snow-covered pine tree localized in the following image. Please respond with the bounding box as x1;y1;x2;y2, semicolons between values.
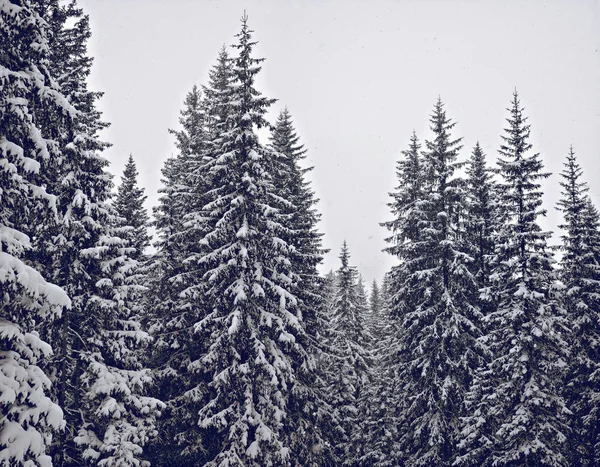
464;142;498;298
21;1;163;464
322;270;338;309
112;154;150;358
71;215;164;467
114;154;150;261
0;1;72;464
324;242;372;465
380;271;393;312
369;280;381;317
355;274;369;318
193;15;312;465
456;92;569;467
354;272;404;467
268;108;326;338
202;46;233;141
556;147;600;466
382;130;423;275
366;133;427;466
364;278;387;352
383;100;484;466
146;83;211;465
268;108;334;465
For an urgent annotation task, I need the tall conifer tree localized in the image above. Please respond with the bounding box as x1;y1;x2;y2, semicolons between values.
556;147;600;466
383;101;484;466
146;83;211;465
325;242;371;465
25;1;162;464
268;108;334;465
0;1;71;463
369;280;381;317
457;92;569;467
194;15;312;465
147;49;234;466
464;142;498;297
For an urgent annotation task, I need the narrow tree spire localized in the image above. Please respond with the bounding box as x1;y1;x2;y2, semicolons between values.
464;141;498;295
114;154;150;260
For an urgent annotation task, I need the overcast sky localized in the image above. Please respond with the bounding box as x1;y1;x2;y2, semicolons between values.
79;0;600;285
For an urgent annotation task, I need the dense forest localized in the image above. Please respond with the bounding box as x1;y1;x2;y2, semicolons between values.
1;1;599;466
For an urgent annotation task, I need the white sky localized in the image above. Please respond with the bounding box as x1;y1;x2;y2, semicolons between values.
80;0;600;285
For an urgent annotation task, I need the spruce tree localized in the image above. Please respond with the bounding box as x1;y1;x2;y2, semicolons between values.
382;130;423;268
202;46;233;141
269;108;334;465
147;50;235;465
464;142;498;296
372;133;426;466
383;101;484;466
193;15;312;465
114;154;150;261
146;84;210;465
22;1;162;464
556;147;600;466
456;92;569;467
369;280;381;317
268;107;326;338
70;216;164;467
324;242;371;465
0;1;71;463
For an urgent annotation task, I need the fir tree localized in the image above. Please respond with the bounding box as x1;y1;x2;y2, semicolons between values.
202;46;233;140
464;142;498;296
325;242;372;465
146;83;210;465
23;1;162;464
556;147;600;466
457;92;569;467
114;154;150;261
382;130;423;270
193;15;312;465
383;101;484;466
269;108;333;465
369;279;381;317
0;1;71;463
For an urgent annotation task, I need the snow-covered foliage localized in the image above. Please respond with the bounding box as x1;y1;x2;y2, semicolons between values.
4;0;600;465
557;147;600;466
0;1;72;464
382;100;485;466
456;92;569;467
0;1;164;464
464;142;499;297
145;79;213;467
151;15;316;466
114;155;150;261
324;242;372;465
268;108;333;466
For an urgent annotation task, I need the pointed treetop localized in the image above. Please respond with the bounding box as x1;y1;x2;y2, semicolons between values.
229;13;275;138
427;96;460;141
500;89;532;155
271;107;307;163
339;240;350;268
